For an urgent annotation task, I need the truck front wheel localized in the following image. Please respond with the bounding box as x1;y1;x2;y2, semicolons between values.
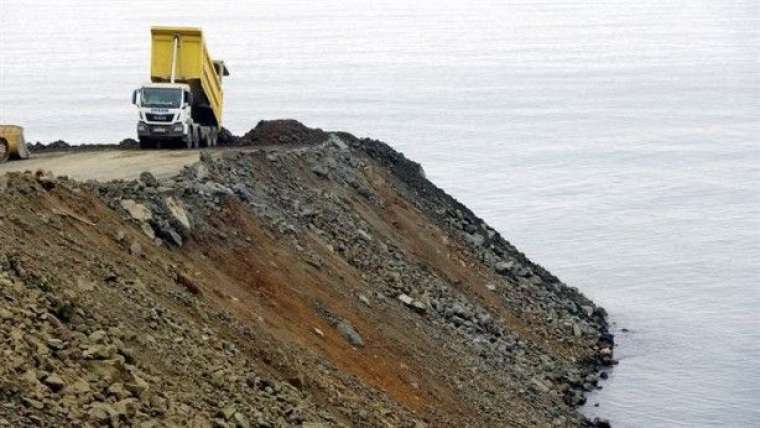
139;137;156;150
192;129;200;149
184;130;194;149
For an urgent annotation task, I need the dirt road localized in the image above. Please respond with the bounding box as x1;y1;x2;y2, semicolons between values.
0;149;203;181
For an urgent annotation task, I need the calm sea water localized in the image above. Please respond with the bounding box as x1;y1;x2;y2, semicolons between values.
2;1;759;426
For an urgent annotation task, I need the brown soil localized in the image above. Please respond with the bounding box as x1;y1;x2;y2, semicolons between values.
0;122;611;427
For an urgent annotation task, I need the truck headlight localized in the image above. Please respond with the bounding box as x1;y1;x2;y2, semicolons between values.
137;122;147;131
173;123;184;132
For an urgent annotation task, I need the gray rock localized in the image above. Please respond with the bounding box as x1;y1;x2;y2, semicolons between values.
89;330;108;343
218;407;236;420
327;134;348;150
232;412;251;428
398;294;427;314
192;163;210;180
409;299;427;313
120;199;153;222
397;293;414;306
195;182;233;197
581;305;594;317
141;223;156;240
593;417;611;428
495;261;514;274
356;229;372;241
212;419;230;428
43;374;66;392
22;397;44;410
88;402;116;423
531;377;551;393
165;197;191;231
232;184;254;202
450;303;471;320
573;323;583;337
464;233;485;247
139;172;159;187
46;338;65;350
337;321;364;348
129;241;142;256
311;165;329;178
83;345;113;360
449;315;467;327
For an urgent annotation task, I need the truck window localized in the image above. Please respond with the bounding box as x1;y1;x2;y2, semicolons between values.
141;88;182;108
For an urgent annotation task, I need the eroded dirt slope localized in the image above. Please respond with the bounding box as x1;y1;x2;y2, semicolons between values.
0;121;614;427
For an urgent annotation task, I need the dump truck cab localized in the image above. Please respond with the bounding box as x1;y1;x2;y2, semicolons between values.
133;83;194;146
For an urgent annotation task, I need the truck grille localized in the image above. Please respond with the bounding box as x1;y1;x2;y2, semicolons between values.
146;113;174;122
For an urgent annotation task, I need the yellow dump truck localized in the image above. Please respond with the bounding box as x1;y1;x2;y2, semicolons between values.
131;27;230;149
0;125;30;163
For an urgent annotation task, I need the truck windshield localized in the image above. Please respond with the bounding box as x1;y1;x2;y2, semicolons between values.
141;88;182;108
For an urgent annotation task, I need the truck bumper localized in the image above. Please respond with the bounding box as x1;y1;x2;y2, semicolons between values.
137;121;186;139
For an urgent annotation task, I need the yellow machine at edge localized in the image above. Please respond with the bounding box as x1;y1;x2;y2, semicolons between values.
0;125;30;163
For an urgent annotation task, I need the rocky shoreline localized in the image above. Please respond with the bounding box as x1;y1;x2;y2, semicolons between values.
1;120;614;427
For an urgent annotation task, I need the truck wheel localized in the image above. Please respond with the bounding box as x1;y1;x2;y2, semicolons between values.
139;137;155;150
192;129;200;149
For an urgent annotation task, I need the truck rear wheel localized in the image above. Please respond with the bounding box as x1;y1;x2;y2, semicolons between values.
192;129;200;149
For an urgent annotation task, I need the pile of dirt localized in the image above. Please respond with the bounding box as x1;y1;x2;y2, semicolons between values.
237;120;329;147
28;140;72;152
216;127;241;146
0;121;614;427
28;139;140;153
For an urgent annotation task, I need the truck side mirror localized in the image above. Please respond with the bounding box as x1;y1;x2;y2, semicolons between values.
131;90;138;105
185;91;193;106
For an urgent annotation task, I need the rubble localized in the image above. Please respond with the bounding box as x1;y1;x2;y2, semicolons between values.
0;120;613;427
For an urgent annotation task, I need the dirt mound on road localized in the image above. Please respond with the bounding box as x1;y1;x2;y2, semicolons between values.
0;121;614;427
238;119;328;146
28;139;140;153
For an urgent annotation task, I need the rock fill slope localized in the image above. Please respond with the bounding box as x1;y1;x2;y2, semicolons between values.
0;120;614;427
